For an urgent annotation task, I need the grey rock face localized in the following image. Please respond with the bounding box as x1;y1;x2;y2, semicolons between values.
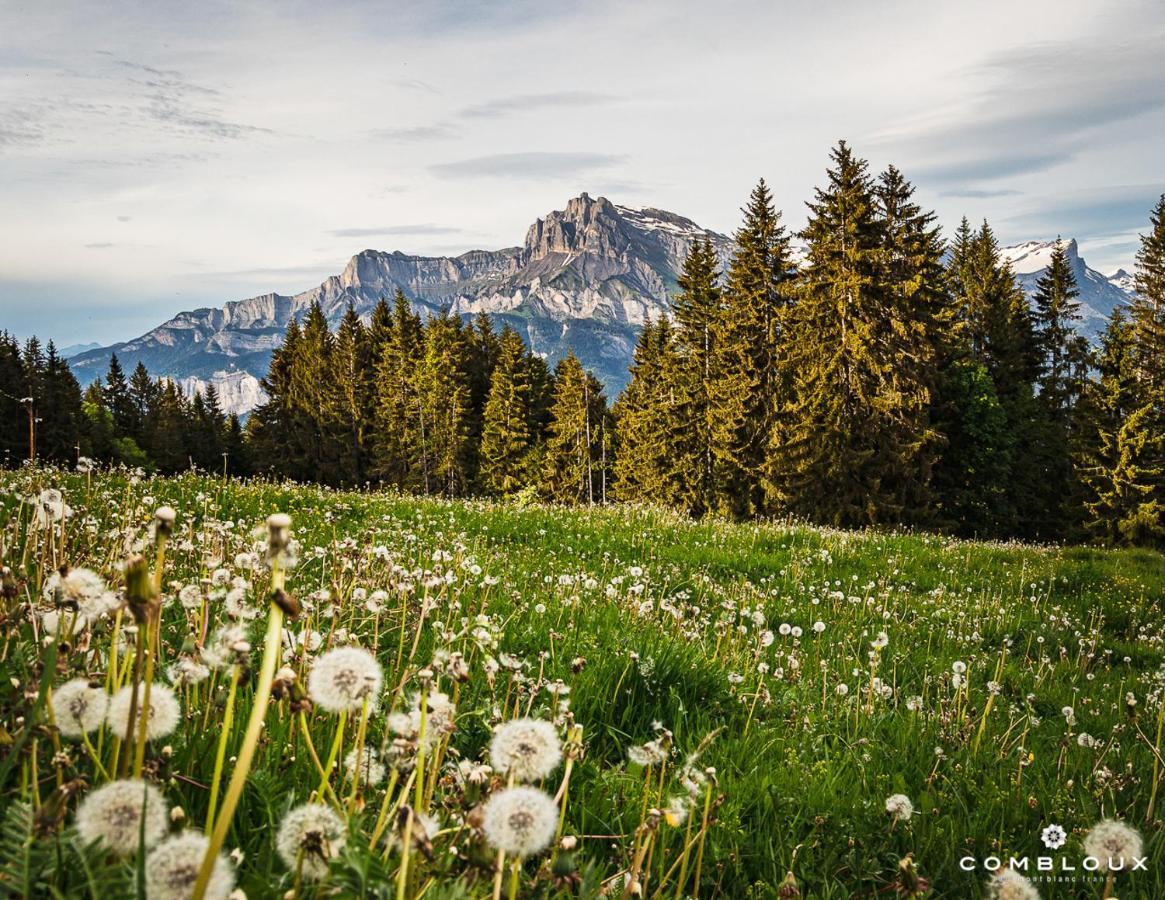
69;194;732;414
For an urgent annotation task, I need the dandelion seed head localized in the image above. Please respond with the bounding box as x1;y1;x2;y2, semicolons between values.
107;683;181;740
884;794;914;821
481;786;558;858
146;832;234;900
307;646;383;714
75;779;169;856
987;869;1040;900
1082;819;1143;873
51;678;108;738
344;746;386;787
275;803;346;881
489;718;562;783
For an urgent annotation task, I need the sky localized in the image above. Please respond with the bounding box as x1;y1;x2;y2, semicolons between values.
1;0;1163;348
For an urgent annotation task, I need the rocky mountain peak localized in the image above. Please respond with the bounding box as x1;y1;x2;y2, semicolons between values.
523;193;630;260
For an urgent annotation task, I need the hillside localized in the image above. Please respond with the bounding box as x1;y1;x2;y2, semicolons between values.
1;468;1162;897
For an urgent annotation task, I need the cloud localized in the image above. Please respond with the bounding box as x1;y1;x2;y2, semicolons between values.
875;32;1165;185
85;242;116;249
430;151;627;180
372;122;459;142
458;91;615;119
327;224;463;237
939;188;1023;199
1003;184;1165;240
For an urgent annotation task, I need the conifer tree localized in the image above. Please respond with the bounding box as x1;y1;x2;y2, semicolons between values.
543;352;608;504
0;333;25;464
330;304;371;484
771;142;930;526
1030;240;1092;535
419;310;473;496
715;180;796;517
613;319;684;505
1075;309;1164;545
479;325;533;495
670;239;723;515
249;317;301;478
374;290;427;489
103;353;136;437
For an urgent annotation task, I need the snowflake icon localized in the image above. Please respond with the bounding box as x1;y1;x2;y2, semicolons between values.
1041;824;1067;850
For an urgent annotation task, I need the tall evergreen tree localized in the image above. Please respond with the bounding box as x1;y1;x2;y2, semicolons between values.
770;142;930;526
670;239;724;515
419;311;474;496
542;352;608;504
374;290;428;489
330;304;372;484
479;326;533;495
715;180;796;517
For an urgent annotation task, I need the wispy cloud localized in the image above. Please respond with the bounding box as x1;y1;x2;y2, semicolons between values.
372;122;459;142
939;188;1023;199
430;151;626;180
458;91;615;119
327;224;463;237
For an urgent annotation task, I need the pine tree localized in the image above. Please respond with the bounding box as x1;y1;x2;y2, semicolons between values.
479;326;533;495
715;180;796;517
771;142;930;526
613;319;684;505
103;355;137;438
329;304;371;484
373;290;427;488
0;332;25;465
222;414;251;477
1075;309;1164;545
542;352;608;504
1030;239;1092;536
670;239;723;515
128;363;160;443
291;302;336;481
249;318;301;478
37;343;84;464
419;310;473;496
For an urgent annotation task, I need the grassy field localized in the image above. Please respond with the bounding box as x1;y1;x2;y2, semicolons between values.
1;467;1163;899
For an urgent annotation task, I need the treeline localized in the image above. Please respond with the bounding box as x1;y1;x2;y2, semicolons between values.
3;140;1163;546
247;295;611;503
0;344;249;475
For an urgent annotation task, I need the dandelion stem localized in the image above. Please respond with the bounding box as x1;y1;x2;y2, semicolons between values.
190;552;286;900
317;708;348;801
205;664;242;834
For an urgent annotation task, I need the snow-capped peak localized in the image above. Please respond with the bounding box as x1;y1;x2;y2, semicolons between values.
1000;238;1077;275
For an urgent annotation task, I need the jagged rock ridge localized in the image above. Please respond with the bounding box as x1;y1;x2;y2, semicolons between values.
70;194;733;414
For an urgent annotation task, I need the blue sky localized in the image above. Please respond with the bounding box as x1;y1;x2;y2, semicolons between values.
1;0;1163;347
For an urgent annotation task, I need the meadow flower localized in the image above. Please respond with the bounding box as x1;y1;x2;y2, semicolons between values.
489;718;562;782
307;646;383;714
481;786;558;858
871;631;889;650
275;802;346;880
884;794;914;822
42;567;118;619
51;678;108;738
344;746;387;786
75;778;169;855
202;624;250;670
107;683;181;740
387;809;439;853
409;689;456;748
987;869;1040;900
167;657;210;686
178;584;203;610
1082;819;1143;872
145;831;234;900
36;488;71;524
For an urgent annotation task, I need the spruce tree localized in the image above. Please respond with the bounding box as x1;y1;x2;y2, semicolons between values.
479;326;533;495
374;290;427;489
249;317;301;478
1075;309;1164;545
542;352;608;504
771;142;930;526
1030;239;1092;536
670;239;723;515
419;310;473;497
330;304;371;484
715;180;796;517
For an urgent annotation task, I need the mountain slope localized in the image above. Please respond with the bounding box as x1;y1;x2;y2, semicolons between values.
70;194;732;414
1000;238;1134;337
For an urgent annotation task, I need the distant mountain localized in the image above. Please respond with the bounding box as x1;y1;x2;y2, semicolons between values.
67;200;1137;417
70;194;732;415
999;238;1135;338
59;342;102;359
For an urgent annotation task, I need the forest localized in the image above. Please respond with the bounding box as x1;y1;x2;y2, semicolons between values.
3;142;1163;546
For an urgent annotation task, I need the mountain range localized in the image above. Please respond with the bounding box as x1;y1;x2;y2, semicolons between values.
68;195;1134;416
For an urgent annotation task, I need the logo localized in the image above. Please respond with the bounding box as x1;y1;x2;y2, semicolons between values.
1040;824;1067;850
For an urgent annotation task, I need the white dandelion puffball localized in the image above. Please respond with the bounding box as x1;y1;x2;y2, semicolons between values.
307;646;383;714
481;786;558;858
75;779;169;855
344;746;387;787
107;683;181;741
386;809;439;853
42;567;119;620
276;802;347;881
146;831;234;900
490;718;562;783
884;794;914;822
51;679;108;738
987;869;1040;900
1083;819;1143;873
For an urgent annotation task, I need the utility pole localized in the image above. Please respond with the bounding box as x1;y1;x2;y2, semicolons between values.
21;396;35;462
